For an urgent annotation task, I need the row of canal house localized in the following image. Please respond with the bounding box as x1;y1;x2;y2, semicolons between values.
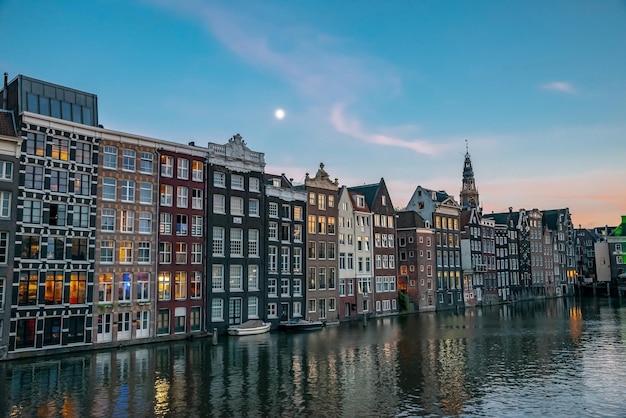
0;73;580;359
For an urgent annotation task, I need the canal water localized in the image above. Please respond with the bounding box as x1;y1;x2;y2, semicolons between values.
1;296;626;417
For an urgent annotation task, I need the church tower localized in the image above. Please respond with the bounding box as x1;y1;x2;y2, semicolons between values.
460;141;480;211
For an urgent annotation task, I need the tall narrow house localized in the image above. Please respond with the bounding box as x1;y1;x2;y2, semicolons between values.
207;134;265;333
2;75;100;357
299;163;339;322
349;178;398;316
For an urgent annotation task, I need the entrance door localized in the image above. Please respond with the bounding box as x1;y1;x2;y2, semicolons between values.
344;302;351;318
280;303;290;321
228;298;242;325
319;298;327;319
97;313;113;342
117;312;131;341
136;310;150;338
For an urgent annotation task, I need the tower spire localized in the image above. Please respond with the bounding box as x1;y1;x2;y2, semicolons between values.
460;141;479;211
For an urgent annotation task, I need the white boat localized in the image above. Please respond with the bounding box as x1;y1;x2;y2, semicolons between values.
227;320;271;336
278;318;324;332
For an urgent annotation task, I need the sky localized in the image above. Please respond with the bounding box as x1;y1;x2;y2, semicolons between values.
1;0;625;228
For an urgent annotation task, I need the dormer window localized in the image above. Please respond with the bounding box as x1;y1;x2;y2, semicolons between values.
356;195;365;208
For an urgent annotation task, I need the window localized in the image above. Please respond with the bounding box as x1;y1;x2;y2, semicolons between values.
214;194;226;213
294;224;302;242
118;273;132;302
268;303;277;318
157;309;170;335
249;199;259;216
212;265;224;291
191;243;202;264
175;272;187;300
119;241;133;263
46;237;65;260
293;248;302;273
269;202;278;217
192;215;203;237
248;265;259;290
122;149;136;171
21;235;40;259
103;146;118;169
98;273;113;303
268;278;277;296
69;272;87;304
140;152;153;174
44;271;64;304
158;272;171;300
212;299;224;321
191;272;202;299
281;247;290;272
50;137;69;161
248;296;259;318
192;160;203;181
192;189;203;210
159;242;172;264
318;216;326;234
293;279;302;296
176;214;188;236
71;204;89;228
230;228;243;256
269;222;278;240
177;158;189;179
0;192;10;218
119;210;134;233
160;212;172;234
18;271;38;305
213;227;225;256
268;246;278;272
50;170;69;193
102;178;116;200
74;173;90;195
138;211;152;234
0;161;13;181
161;184;174;206
177;186;188;208
231;196;244;215
230;265;243;290
101;208;115;232
136;272;150;301
328;218;336;234
318;194;326;210
249;177;260;192
25;165;44;190
100;240;114;263
248;229;259;257
231;174;244;190
0;232;8;264
294;206;303;220
161;155;173;177
139;182;153;204
281;224;291;241
281;278;290;296
175;242;187;264
308;299;316;313
138;242;151;263
214;172;225;187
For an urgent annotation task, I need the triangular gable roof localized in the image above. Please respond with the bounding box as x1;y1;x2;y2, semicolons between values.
397;210;427;229
348;190;371;213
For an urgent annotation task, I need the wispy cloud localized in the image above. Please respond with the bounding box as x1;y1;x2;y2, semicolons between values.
329;103;445;155
541;81;576;94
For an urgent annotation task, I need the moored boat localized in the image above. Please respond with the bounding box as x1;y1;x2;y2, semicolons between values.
278;318;324;332
227;320;271;336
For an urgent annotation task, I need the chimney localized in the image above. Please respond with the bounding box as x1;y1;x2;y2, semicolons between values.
2;72;8;110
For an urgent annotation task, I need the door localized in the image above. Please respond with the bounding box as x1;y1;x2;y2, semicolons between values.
319;298;327;319
280;303;289;321
97;313;113;342
136;310;150;338
229;298;242;325
117;312;131;341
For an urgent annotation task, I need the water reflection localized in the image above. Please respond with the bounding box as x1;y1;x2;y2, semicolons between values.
1;297;626;417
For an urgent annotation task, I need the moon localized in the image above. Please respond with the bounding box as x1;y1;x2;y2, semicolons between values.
274;108;285;120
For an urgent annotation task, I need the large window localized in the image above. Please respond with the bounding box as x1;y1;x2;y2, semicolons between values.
177;186;188;208
249;177;260;192
26;132;45;156
45;271;64;304
175;242;187;264
230;265;243;290
191;272;202;299
100;240;114;263
51;137;69;161
213;227;224;256
213;194;226;213
0;161;13;181
21;235;40;259
158;272;171;300
101;208;115;232
230;229;243;256
0;191;10;218
140;152;153;174
50;170;69;193
122;149;136;171
159;242;172;264
212;265;224;291
23;200;43;223
120;210;134;233
231;174;244;190
161;155;173;177
160;184;173;206
192;160;203;181
177;158;189;179
121;180;135;202
73;205;90;228
18;271;38;305
99;273;113;302
49;203;66;226
25;166;44;190
213;172;225;187
212;299;224;321
118;273;132;302
74;173;90;195
139;182;153;204
176;214;188;236
191;243;202;264
159;212;172;234
175;271;187;300
46;237;65;260
119;241;133;263
192;188;203;210
69;272;87;304
0;232;8;264
137;273;150;301
102;178;116;200
103;146;118;169
248;229;259;257
192;215;203;237
139;211;152;234
231;197;244;215
248;265;259;290
138;242;151;263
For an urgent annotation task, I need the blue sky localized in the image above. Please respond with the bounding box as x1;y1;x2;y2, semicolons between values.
1;0;625;227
